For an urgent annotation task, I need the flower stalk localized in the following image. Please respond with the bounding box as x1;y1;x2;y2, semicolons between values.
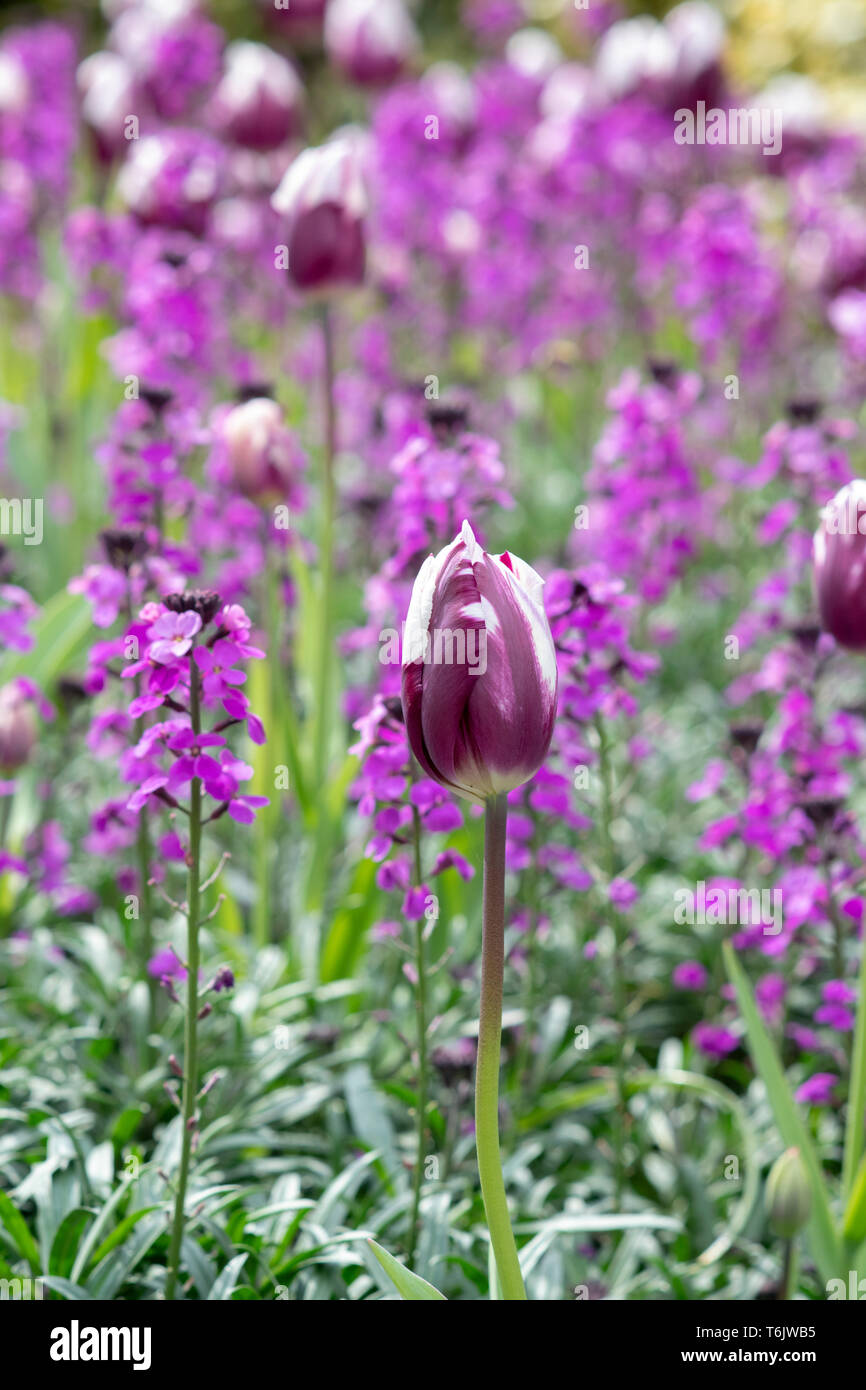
406;799;429;1267
476;793;526;1301
313;302;337;784
165;659;203;1301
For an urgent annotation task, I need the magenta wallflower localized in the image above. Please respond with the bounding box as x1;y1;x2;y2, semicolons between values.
795;1073;839;1106
673;960;708;991
401;520;558;803
147;610;202;664
693;1022;739;1058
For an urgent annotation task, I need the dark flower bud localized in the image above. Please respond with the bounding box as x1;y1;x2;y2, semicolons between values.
56;676;90;713
164;590;222;627
798;793;844;830
647;357;679;389
140;385;174;416
788;619;821;651
382;696;404;723
787;397;822;425
729;720;764;755
100;528;148;572
236;381;274;404
427;397;471;438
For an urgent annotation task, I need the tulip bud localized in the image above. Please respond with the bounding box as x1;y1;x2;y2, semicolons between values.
211;41;304;152
324;0;418;88
271;136;367;294
813;480;866;650
221;397;305;504
0;683;36;774
765;1147;811;1239
401;520;558;803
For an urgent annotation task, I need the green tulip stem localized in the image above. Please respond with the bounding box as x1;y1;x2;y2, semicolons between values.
476;792;527;1300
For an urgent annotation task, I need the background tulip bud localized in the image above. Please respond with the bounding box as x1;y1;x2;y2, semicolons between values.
271;137;367;294
221;397;305;504
0;682;36;774
813;479;866;650
765;1147;812;1239
401;520;558;802
77;51;140;167
211;41;304;152
117;130;223;236
324;0;418;88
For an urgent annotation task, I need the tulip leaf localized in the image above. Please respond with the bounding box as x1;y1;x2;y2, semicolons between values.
842;1155;866;1248
367;1240;447;1300
723;943;842;1284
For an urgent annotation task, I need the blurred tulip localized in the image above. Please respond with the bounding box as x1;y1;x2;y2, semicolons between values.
401;520;558;802
211;41;303;152
324;0;418;88
77;51;140;166
0;682;36;773
271;136;367;293
221;397;305;504
814;480;866;650
117;129;223;235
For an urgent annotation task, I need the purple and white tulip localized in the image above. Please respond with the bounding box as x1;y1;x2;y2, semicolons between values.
117;129;223;235
211;41;304;152
401;520;558;803
814;479;866;650
324;0;418;88
271;135;367;294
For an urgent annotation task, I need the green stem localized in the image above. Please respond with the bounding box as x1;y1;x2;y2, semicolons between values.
313;303;337;784
136;806;156;1035
779;1238;798;1300
165;662;203;1301
595;714;628;1203
407;803;428;1267
476;793;526;1301
842;919;866;1200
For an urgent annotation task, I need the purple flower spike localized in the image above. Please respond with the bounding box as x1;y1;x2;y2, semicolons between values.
401;520;558;803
